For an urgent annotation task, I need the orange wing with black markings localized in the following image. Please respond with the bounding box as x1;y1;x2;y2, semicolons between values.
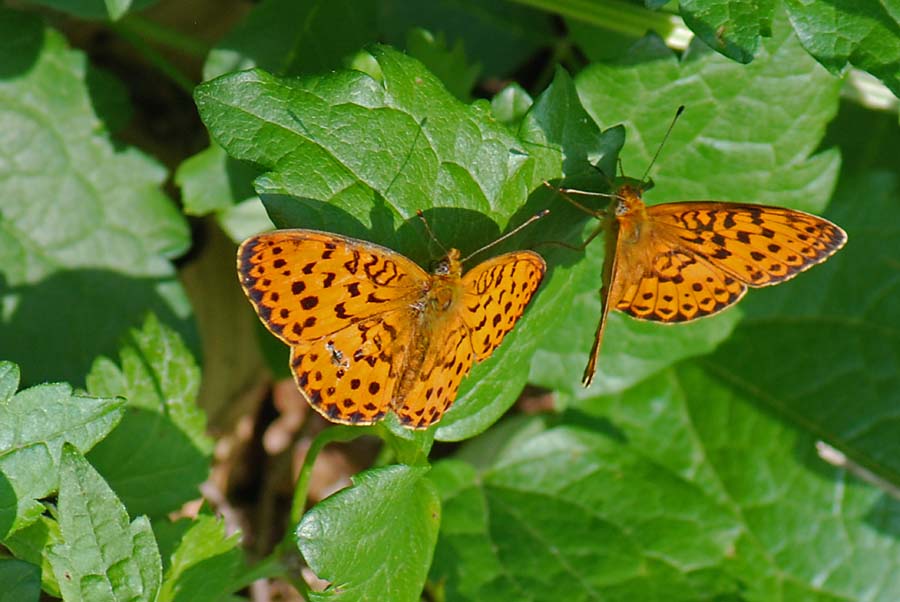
238;231;547;429
579;184;846;386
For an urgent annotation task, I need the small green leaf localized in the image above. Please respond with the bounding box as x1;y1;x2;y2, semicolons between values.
158;514;244;602
785;0;900;97
490;83;533;127
0;361;124;538
0;558;40;602
405;28;481;101
297;465;440;602
0;8;194;386
2;517;62;597
678;0;774;63
48;445;162;602
86;314;212;518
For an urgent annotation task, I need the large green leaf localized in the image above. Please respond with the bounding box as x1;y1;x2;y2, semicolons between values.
195;49;589;440
532;16;842;397
297;465;440;602
432;366;900;601
0;361;123;539
0;9;194;386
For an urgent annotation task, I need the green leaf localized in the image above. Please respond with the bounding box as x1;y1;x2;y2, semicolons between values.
785;0;900;98
86;314;212;518
177;144;261;217
704;169;900;483
678;0;774;63
202;0;377;81
405;28;481;101
0;558;40;602
158;514;244;602
533;17;842;396
48;445;162;602
174;143;271;242
197;48;569;439
490;83;533;128
433;366;900;600
297;465;440;602
0;8;194;386
0;361;124;538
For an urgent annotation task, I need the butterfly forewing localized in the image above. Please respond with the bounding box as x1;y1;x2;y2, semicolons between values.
461;251;547;360
648;203;847;288
238;230;426;425
238;231;425;344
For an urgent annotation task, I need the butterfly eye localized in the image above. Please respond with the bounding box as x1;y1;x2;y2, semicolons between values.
615;199;629;216
433;259;451;275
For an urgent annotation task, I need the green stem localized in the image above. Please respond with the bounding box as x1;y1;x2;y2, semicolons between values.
508;0;691;49
109;23;196;94
289;426;373;527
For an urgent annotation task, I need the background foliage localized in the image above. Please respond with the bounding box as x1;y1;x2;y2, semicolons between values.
1;0;899;601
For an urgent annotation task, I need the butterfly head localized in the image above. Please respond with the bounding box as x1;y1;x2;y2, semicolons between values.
432;248;463;278
612;178;650;218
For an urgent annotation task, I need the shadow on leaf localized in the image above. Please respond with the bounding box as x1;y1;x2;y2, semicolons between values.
0;269;196;387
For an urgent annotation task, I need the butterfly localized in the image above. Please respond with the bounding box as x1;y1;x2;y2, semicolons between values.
237;228;546;429
558;178;847;386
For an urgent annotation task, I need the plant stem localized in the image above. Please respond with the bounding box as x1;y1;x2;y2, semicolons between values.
509;0;692;49
110;21;198;94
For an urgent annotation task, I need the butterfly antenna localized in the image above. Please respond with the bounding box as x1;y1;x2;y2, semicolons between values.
416;210;449;256
640;105;685;184
461;210;549;263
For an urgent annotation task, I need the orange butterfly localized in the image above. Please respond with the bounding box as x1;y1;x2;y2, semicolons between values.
238;228;546;429
558;178;847;386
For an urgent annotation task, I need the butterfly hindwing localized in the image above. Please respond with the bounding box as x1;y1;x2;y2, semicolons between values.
612;247;747;322
289;311;413;424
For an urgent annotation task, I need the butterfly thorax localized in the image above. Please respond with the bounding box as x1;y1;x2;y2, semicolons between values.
394;249;466;412
614;184;651;245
